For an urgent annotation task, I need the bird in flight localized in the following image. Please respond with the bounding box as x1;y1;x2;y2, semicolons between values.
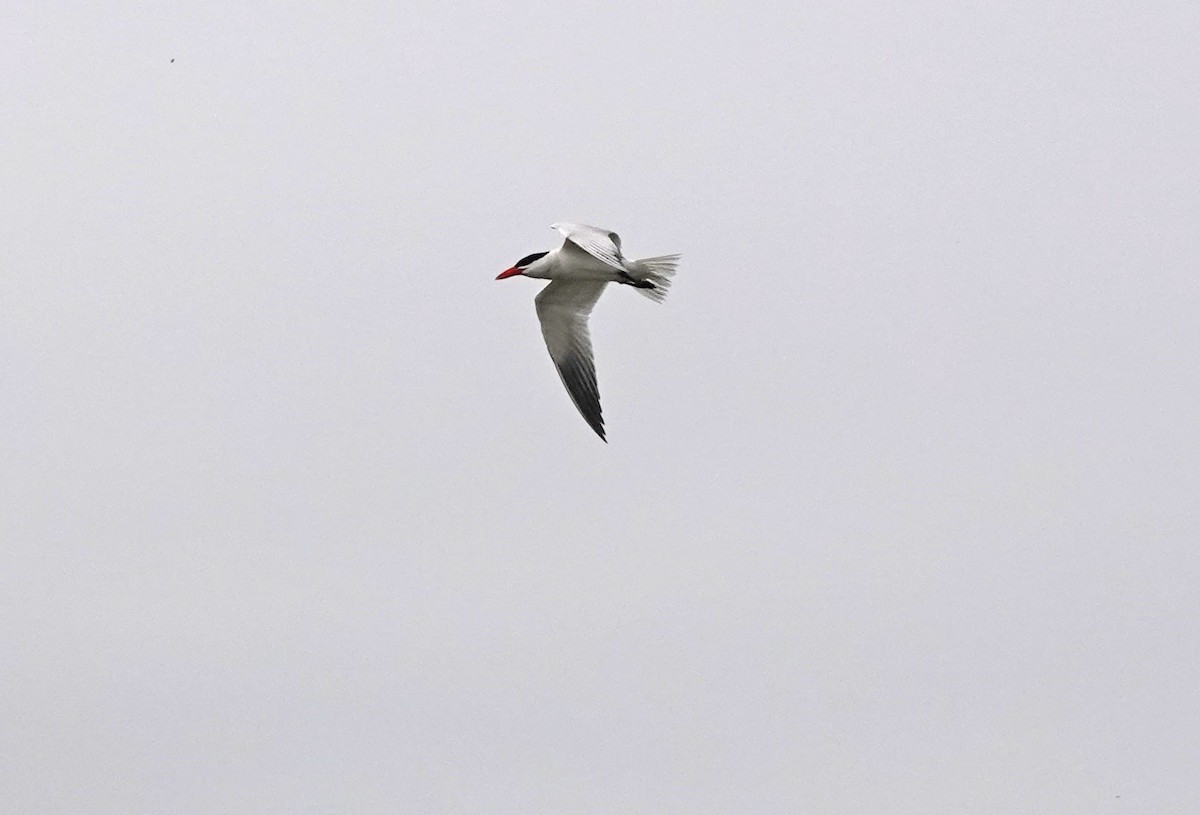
496;223;680;442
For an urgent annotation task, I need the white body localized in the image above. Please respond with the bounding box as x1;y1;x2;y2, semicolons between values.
522;223;645;281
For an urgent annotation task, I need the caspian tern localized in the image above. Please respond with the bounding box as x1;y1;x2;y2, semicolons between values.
496;222;681;442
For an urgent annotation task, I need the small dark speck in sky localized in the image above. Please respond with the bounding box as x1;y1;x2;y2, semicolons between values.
170;58;175;63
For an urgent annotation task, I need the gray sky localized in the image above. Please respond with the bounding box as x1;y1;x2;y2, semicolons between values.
3;2;1198;813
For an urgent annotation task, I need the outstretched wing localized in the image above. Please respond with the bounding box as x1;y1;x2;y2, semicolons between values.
534;279;609;441
552;222;626;271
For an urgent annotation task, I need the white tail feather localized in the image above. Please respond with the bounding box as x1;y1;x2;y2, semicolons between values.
629;253;681;303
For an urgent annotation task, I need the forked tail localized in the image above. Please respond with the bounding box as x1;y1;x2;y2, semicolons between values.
628;254;681;303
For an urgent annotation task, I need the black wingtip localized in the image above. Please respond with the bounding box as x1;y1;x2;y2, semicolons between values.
556;350;606;443
586;417;606;443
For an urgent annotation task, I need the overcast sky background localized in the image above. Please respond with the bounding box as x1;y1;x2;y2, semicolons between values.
3;2;1198;813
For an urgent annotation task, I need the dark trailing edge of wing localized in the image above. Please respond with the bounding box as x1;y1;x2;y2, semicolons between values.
556;349;605;442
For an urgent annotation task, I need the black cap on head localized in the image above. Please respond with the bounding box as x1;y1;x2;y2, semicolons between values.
515;251;548;268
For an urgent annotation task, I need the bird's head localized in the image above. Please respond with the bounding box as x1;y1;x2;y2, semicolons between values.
496;251;548;280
